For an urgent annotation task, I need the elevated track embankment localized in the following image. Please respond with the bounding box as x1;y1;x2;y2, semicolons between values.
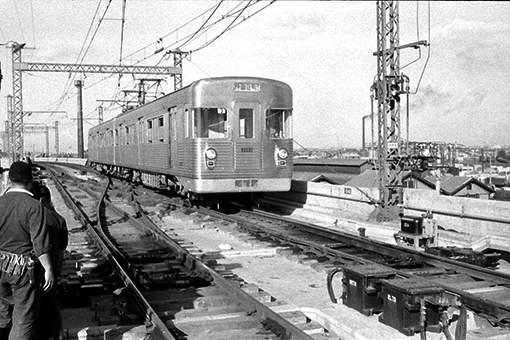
262;180;510;253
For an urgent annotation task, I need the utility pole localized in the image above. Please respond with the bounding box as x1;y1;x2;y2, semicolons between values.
75;80;84;158
372;1;427;221
8;41;181;160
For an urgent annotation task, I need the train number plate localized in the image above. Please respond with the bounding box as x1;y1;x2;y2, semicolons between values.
233;82;260;92
235;179;258;188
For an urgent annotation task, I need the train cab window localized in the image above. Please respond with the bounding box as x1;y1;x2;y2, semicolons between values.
239;108;254;139
266;109;292;139
193;108;227;138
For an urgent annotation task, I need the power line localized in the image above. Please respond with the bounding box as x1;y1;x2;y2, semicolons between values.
10;0;26;42
174;1;224;51
189;1;254;53
121;2;221;64
48;1;274;120
29;0;36;52
55;0;113;109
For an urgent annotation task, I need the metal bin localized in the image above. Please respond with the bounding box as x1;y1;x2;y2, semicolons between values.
379;278;445;336
342;263;396;316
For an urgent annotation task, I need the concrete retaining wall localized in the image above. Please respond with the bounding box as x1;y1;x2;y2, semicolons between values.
267;181;379;221
35;157;88;166
272;181;510;248
403;189;510;240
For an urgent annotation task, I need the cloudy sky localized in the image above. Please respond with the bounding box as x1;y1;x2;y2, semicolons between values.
1;1;509;155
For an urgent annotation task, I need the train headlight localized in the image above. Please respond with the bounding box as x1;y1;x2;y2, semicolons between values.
205;148;217;169
205;148;217;160
277;148;288;159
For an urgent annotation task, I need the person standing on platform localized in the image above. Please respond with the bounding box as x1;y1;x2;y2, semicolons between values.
0;161;54;340
32;184;68;340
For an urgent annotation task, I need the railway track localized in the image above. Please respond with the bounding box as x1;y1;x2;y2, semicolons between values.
43;164;327;340
202;207;510;337
37;161;510;339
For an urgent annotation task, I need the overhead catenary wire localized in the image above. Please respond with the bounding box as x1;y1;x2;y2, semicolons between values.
189;0;275;53
49;1;221;114
121;2;221;64
188;0;251;53
10;0;26;42
410;1;431;94
53;0;113;110
102;1;274;119
173;1;224;52
29;0;36;55
47;1;273;122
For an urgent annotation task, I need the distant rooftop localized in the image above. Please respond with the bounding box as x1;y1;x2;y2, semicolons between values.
293;158;370;167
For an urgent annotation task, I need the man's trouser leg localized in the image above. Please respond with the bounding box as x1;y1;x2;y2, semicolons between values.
9;271;39;340
0;274;13;340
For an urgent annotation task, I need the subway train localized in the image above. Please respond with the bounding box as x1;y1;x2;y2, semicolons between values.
88;76;293;207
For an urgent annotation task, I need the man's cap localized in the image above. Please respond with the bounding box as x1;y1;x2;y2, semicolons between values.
8;161;33;182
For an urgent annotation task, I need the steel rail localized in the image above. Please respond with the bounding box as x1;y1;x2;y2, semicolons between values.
47;168;175;340
127;195;316;340
248;208;510;284
94;179;176;340
46;164;318;340
209;207;510;324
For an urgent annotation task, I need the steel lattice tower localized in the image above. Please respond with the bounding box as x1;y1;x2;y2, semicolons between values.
373;1;428;221
8;42;181;161
374;1;403;221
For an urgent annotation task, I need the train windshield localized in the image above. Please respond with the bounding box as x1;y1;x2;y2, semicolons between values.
193;108;227;138
266;109;292;139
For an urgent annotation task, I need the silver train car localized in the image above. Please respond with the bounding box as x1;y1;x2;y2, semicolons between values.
88;76;293;205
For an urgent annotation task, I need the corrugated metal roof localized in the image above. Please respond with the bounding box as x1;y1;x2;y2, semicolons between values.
343;170;379;188
292;172;356;185
293;158;370;167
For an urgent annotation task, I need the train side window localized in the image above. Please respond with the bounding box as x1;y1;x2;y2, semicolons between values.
266;109;292;139
125;126;130;145
239;108;253;138
138;119;144;144
147;120;153;143
194;108;227;138
185;109;190;138
158;117;164;142
115;129;119;146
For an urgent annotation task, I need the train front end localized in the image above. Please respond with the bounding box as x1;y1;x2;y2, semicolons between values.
187;77;293;197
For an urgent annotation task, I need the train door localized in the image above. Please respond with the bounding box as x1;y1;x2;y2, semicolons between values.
168;107;177;169
137;118;143;167
233;102;261;171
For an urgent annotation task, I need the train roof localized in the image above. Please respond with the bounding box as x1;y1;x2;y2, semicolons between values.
89;76;291;132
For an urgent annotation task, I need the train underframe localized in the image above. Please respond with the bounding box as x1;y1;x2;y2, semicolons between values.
91;162;262;210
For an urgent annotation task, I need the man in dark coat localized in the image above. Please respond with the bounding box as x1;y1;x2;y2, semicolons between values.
32;184;68;340
0;161;54;340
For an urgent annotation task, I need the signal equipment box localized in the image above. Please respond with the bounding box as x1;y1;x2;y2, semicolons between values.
395;214;438;250
400;216;423;235
379;278;446;336
342;263;396;316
